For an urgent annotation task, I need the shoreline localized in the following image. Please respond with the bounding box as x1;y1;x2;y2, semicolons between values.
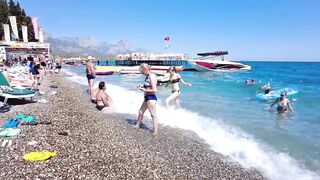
0;73;263;179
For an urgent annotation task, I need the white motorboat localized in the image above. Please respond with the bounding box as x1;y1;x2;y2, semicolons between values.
188;51;251;72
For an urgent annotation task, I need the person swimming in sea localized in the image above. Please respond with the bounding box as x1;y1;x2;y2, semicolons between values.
165;66;192;108
267;91;294;113
95;81;111;112
135;63;158;134
259;82;271;94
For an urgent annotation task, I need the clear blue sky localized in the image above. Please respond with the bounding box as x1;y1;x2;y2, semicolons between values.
19;0;320;61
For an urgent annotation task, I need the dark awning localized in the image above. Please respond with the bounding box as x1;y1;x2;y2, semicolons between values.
197;51;228;56
5;48;48;53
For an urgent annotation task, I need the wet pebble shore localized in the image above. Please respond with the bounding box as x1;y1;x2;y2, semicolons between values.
0;74;264;179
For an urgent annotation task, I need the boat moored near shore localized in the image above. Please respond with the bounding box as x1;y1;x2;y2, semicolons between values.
188;51;251;72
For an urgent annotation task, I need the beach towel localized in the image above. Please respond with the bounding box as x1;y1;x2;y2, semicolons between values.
23;151;56;161
14;114;36;122
21;116;36;122
0;128;21;137
14;114;26;119
2;119;20;128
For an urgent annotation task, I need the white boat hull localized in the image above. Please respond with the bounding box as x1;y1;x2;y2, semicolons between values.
188;60;251;72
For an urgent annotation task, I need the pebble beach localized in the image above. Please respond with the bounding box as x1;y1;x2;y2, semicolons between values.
0;74;264;179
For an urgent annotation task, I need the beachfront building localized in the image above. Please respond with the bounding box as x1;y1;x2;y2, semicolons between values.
0;41;50;63
116;53;188;61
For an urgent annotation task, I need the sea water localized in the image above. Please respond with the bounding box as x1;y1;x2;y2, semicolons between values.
63;61;320;180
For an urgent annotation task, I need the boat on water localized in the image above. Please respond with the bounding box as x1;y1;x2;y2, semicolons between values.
156;72;171;85
188;51;251;72
120;65;183;74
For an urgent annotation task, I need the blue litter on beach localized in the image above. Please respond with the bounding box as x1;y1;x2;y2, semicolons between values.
2;119;20;128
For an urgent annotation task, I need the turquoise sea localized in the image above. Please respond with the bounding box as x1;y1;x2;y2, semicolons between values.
64;61;320;180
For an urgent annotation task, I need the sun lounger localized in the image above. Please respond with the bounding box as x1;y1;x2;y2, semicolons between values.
0;72;36;104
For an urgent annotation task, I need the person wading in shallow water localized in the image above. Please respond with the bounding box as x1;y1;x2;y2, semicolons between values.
165;66;192;108
259;83;271;94
267;91;294;113
135;63;158;134
85;56;96;103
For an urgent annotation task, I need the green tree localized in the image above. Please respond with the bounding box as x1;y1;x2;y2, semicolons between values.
26;16;36;42
0;0;9;40
0;0;36;42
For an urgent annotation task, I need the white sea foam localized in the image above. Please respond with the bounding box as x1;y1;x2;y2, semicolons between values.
62;69;319;180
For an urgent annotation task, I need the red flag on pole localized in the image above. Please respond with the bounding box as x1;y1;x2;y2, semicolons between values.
164;36;170;41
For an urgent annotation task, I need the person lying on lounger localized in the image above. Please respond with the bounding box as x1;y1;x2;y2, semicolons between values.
1;67;36;88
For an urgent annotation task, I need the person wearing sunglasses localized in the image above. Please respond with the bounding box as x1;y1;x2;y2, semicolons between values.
267;91;294;113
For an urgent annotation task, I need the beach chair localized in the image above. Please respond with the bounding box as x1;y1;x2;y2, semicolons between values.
0;72;36;104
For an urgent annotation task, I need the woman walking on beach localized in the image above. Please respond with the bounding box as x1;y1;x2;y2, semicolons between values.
135;63;158;134
86;56;96;102
165;66;192;108
96;81;111;112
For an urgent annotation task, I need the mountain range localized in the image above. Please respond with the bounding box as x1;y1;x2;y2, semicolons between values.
46;36;143;57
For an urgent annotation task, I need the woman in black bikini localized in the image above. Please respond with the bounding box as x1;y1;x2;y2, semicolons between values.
135;63;158;134
165;66;192;108
96;81;111;112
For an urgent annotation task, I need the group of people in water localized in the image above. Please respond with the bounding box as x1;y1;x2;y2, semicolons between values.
85;56;294;134
255;82;294;113
85;58;192;134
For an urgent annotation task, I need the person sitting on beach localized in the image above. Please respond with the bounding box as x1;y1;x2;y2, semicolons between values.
96;81;111;112
267;91;294;113
259;83;271;94
85;56;96;103
135;63;158;134
165;66;192;108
